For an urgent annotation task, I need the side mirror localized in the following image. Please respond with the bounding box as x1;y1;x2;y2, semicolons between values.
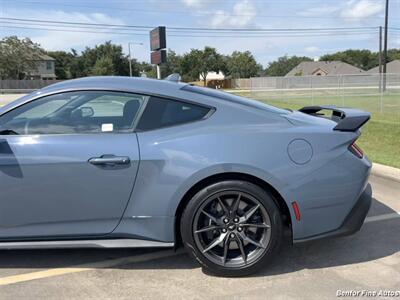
71;107;94;119
79;107;94;118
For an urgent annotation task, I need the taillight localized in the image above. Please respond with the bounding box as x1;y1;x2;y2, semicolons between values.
349;141;364;158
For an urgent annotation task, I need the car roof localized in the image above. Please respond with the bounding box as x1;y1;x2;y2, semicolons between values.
39;76;189;96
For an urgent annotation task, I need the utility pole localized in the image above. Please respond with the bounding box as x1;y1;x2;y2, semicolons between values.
128;42;143;77
379;26;383;74
379;26;383;91
382;0;389;91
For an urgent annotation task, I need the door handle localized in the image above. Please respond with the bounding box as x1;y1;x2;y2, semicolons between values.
88;155;130;166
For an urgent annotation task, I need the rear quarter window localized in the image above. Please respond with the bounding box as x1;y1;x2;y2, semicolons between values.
136;96;210;131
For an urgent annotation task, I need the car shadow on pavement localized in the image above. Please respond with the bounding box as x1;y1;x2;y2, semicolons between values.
0;197;398;277
253;196;400;277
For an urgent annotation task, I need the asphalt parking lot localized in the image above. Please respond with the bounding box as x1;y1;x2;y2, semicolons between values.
0;174;398;300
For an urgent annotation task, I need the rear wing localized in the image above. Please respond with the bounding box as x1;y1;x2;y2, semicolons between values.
299;105;371;132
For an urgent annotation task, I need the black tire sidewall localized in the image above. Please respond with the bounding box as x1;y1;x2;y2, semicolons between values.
181;180;283;277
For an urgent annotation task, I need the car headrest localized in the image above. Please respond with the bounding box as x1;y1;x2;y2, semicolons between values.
123;100;140;119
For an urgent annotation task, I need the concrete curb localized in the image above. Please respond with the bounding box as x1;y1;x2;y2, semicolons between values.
371;163;400;183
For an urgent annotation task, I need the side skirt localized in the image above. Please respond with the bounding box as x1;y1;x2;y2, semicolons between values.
0;239;174;250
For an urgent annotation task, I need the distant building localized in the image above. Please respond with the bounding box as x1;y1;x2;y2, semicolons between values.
200;71;225;81
367;60;400;74
286;61;364;77
26;54;57;80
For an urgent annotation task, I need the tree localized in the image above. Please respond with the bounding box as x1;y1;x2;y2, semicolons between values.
161;49;182;77
46;50;75;79
319;49;378;70
91;56;115;75
0;36;44;79
136;61;156;78
264;55;313;76
226;51;261;78
387;49;400;61
181;47;225;85
77;41;130;77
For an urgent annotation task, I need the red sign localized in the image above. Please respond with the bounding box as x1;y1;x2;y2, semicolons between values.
150;27;166;51
151;49;167;65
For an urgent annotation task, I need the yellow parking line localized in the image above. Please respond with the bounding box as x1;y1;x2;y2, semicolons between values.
0;249;182;286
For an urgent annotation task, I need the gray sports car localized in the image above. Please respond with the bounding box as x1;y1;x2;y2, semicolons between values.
0;76;372;276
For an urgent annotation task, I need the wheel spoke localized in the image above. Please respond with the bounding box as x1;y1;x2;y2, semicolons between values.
217;197;229;216
240;204;260;222
231;193;241;216
195;225;220;234
202;233;227;253
222;236;230;265
241;232;266;249
241;223;270;229
201;209;218;224
235;234;247;263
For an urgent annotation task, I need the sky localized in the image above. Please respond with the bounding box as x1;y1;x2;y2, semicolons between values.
0;0;399;66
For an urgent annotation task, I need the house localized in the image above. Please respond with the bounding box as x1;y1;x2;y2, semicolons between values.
367;60;400;74
199;71;225;81
27;54;57;80
286;61;364;77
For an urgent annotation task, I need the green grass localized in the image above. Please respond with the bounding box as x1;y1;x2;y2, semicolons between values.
231;91;400;168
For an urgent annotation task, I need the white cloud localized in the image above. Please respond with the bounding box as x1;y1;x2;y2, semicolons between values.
305;46;320;53
211;0;256;28
341;0;384;19
181;0;207;8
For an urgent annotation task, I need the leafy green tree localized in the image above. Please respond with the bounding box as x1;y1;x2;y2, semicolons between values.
226;51;261;78
161;49;182;77
264;55;313;76
319;49;378;70
46;50;75;79
181;47;226;85
136;61;156;78
76;41;130;77
387;49;400;61
0;36;45;79
90;56;115;75
68;49;84;78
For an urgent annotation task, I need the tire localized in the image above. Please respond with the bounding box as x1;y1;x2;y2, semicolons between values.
181;180;283;277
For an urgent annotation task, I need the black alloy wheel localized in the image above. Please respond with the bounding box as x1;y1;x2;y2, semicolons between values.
181;180;283;277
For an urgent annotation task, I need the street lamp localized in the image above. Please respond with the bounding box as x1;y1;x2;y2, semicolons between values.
128;42;143;77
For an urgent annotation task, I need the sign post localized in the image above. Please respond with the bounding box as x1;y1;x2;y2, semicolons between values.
150;26;167;79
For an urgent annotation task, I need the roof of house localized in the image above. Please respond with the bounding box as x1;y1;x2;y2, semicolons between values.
38;54;56;61
367;60;400;74
286;61;365;76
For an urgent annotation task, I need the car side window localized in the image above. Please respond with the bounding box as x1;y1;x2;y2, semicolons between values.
0;91;147;135
136;96;210;131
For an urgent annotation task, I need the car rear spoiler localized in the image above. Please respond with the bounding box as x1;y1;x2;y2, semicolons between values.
299;105;371;132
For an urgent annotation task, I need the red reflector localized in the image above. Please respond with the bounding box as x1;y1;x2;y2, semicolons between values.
291;201;301;221
349;142;364;159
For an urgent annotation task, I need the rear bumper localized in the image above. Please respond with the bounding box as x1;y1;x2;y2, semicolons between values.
293;183;372;244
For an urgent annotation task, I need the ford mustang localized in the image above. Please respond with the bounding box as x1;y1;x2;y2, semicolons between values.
0;76;372;276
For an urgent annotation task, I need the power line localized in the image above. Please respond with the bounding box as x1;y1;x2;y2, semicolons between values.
0;24;382;38
0;17;380;32
0;21;380;36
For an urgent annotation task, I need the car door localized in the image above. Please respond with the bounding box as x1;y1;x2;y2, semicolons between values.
0;90;146;239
